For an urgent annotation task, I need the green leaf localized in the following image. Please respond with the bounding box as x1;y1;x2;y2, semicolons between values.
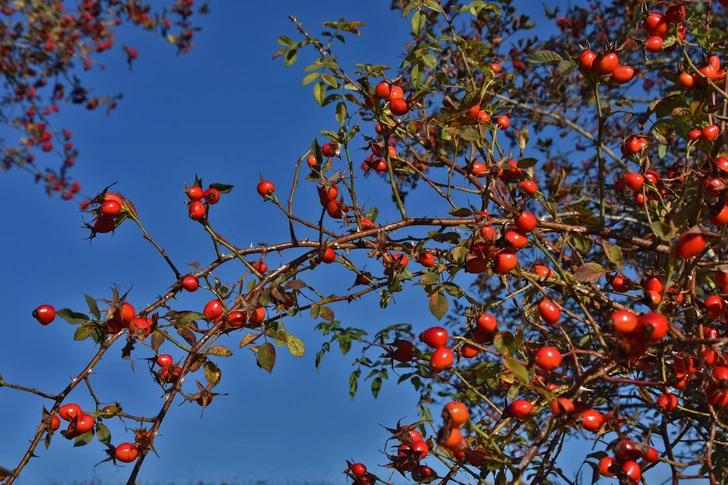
448;207;473;217
209;183;234;194
493;331;516;357
313;82;326;106
74;323;96;341
74;430;94;447
411;61;424;88
365;206;379;222
431;231;461;244
651;220;673;241
602;240;624;270
84;295;100;320
526;50;563;64
411;10;425;36
517;157;538;169
349;369;360;400
257;342;276;373
503;357;529;385
176;311;206;324
301;72;321;86
95;422;111;445
335;101;347;125
56;308;89;325
284;48;298;67
418;272;439;286
429;292;448;320
371;376;383;398
321;74;338;88
287;334;305;357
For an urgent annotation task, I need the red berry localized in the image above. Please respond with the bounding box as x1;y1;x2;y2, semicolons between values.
101;199;121;216
188;200;206;220
187;186;204;201
550;397;574;416
534;346;562;371
538;299;561;325
33;304;56;325
476;313;497;333
496;115;510;129
203;300;224;320
611;310;638;334
157;354;173;367
418;252;436;267
507;399;533;419
580;409;603;432
578;50;596;70
515;211;537;232
204;187;220;204
676;232;706;259
657;392;678;412
257;180;275;198
115;442;139;463
420;326;448;348
430;347;454;371
350;463;367;476
181;275;199;292
320;248;336;264
375;81;391;99
390;98;409;116
636;312;668;341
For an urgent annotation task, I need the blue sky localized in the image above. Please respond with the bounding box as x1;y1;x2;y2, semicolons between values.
0;1;679;484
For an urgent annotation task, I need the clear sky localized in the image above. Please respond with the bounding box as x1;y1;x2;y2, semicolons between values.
0;1;678;484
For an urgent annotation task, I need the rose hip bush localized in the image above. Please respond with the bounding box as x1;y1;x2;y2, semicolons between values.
0;0;207;200
4;0;728;484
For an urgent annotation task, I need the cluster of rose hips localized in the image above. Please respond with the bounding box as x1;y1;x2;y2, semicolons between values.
578;49;634;84
0;0;206;201
596;438;659;482
372;81;409;116
45;402;139;463
186;184;223;220
679;55;725;89
82;192;126;235
462;209;539;277
643;6;686;54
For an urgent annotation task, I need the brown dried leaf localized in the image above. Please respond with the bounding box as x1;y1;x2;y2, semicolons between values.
573;263;607;283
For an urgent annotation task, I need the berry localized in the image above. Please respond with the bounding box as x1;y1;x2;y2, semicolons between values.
257;181;275;198
204;187;220;204
610;310;638;334
507;399;533;419
420;326;448;348
181;275;199;292
476;313;497;333
203;300;224;320
538;299;561;325
581;409;603;432
550;397;574;416
430;347;454;372
534;346;562;371
32;304;56;325
188;200;206;220
657;392;678;412
115;442;139;463
443;402;469;427
418;252;435;267
676;232;706;259
350;463;367;476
